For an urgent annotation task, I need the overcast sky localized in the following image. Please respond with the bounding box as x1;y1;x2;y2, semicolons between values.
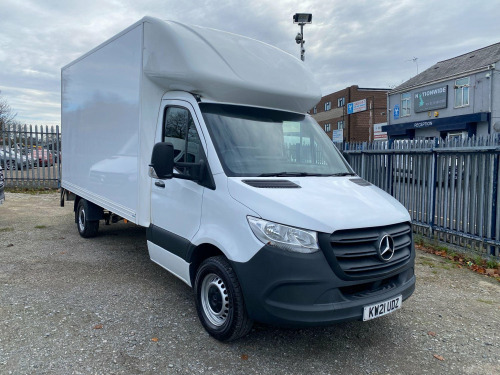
1;0;500;126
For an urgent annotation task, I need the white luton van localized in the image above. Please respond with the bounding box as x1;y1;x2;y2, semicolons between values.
61;17;415;341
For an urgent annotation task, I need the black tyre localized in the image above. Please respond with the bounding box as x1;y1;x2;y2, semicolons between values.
76;199;99;238
194;256;253;341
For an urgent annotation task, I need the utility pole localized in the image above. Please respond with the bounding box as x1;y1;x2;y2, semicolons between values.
293;13;312;61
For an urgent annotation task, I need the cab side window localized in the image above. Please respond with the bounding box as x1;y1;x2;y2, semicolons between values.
163;107;202;174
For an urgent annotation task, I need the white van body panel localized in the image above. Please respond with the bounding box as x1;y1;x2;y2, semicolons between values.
227;177;411;234
191;173;263;263
61;24;143;222
147;241;191;286
142;18;321;114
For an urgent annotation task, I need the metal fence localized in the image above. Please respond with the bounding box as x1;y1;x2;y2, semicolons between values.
341;135;500;257
0;125;61;188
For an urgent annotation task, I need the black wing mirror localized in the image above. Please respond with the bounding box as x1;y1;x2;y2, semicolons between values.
150;142;174;179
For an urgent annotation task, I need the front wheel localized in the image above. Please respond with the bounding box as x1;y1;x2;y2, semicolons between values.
76;199;99;238
194;256;253;341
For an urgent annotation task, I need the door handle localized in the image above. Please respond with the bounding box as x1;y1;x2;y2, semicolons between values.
155;180;165;188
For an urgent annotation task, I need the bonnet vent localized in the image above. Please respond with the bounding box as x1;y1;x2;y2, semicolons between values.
350;178;371;186
243;180;301;188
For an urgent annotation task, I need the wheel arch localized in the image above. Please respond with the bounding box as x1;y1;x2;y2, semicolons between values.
188;243;225;286
74;196;104;223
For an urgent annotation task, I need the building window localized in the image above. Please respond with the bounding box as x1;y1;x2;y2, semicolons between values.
454;77;470;107
401;92;411;116
324;101;331;111
324;123;331;132
313;106;317;114
337;120;344;130
337;97;345;107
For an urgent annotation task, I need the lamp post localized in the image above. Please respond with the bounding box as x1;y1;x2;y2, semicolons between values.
293;13;312;62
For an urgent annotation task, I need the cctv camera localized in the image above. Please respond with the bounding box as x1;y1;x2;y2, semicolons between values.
295;33;302;44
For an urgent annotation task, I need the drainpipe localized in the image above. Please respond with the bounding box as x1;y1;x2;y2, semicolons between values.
387;93;390;126
489;64;494;134
347;86;351;142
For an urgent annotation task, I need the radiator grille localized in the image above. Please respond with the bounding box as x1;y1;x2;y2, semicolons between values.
321;222;412;280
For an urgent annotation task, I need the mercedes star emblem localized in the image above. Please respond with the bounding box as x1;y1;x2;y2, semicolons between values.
378;234;395;261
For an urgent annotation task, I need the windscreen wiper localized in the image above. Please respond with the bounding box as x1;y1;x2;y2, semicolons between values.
257;172;329;177
330;172;356;176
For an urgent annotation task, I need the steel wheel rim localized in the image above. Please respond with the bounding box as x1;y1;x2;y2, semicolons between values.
200;273;229;327
78;206;86;232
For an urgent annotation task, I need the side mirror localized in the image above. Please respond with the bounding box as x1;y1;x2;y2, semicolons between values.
150;142;174;179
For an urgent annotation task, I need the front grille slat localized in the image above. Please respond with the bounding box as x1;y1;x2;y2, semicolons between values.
324;222;413;279
332;243;377;257
340;251;410;273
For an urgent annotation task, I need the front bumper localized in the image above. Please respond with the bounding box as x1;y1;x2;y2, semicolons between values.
231;244;415;327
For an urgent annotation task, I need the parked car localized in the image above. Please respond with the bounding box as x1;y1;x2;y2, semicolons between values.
31;148;54;167
0;165;4;204
0;148;32;170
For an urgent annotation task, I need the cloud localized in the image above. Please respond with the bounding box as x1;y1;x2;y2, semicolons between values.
1;0;500;124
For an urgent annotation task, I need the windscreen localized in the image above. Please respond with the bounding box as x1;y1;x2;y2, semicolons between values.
200;104;353;177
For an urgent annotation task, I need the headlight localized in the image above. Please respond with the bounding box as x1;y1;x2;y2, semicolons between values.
247;216;319;253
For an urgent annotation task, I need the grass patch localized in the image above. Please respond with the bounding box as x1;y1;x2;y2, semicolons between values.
486;258;500;269
418;259;436;268
34;225;47;229
435;245;449;253
416;240;500;282
477;299;495;305
5;187;58;194
414;234;425;247
0;227;14;232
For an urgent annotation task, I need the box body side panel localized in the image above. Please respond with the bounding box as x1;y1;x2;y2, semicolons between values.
61;24;143;222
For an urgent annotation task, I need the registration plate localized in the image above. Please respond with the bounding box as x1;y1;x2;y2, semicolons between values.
363;295;402;321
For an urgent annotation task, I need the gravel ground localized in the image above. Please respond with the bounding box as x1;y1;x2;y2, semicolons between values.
0;192;499;375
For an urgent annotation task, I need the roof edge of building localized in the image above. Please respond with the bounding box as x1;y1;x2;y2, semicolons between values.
389;65;493;95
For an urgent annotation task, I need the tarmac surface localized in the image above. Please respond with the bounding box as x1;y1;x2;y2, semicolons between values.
0;192;499;374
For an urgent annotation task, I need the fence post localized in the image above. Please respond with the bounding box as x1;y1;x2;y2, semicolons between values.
387;139;393;195
56;125;61;188
491;154;499;256
361;151;365;179
429;139;438;237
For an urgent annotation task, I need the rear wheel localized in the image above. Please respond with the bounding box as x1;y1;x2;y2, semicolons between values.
194;256;253;341
76;199;99;238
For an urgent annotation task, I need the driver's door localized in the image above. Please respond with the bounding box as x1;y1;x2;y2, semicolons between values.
148;101;205;283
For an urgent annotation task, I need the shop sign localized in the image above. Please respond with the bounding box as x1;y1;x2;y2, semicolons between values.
347;99;367;114
414;85;448;113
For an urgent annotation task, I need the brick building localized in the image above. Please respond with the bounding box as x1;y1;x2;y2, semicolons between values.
310;85;389;142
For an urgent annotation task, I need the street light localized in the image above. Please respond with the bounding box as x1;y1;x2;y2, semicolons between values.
293;13;312;62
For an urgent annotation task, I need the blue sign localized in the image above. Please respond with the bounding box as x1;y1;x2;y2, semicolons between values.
393;104;400;120
347;99;366;115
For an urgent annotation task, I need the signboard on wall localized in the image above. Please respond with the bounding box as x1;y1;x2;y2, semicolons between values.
393;104;400;120
414;85;448;113
347;99;367;114
373;123;388;140
332;129;343;143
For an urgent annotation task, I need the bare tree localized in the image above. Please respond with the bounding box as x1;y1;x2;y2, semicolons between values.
0;91;17;132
